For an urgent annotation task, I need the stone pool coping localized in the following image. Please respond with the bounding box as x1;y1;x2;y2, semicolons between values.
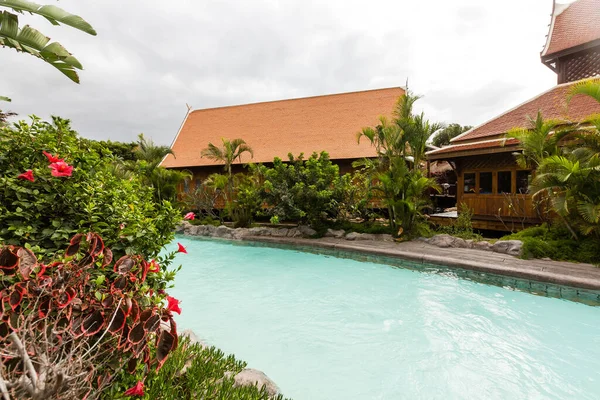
240;235;600;291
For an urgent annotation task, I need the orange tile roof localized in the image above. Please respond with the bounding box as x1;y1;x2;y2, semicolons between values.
161;87;405;168
541;0;600;58
427;138;520;158
450;80;600;143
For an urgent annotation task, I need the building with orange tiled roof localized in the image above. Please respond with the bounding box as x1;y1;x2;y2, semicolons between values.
161;87;405;191
426;0;600;231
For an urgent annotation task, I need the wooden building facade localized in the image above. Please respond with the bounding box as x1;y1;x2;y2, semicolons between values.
426;0;600;231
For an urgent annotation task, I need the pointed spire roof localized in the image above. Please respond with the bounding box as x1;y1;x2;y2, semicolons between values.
541;0;600;59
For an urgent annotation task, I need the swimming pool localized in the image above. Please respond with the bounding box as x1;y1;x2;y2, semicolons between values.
169;236;600;399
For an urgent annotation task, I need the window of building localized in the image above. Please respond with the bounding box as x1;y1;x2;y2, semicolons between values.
183;180;190;193
498;171;512;194
463;173;476;193
517;170;531;194
479;172;493;194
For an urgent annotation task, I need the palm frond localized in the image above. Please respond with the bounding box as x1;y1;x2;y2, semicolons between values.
568;77;600;104
0;10;83;82
577;201;600;224
0;0;96;35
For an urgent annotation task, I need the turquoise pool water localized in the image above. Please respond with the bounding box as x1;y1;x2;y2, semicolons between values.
169;237;600;399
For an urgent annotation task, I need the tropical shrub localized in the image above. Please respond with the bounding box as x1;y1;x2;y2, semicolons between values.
502;223;600;264
257;152;350;227
509;78;600;240
106;338;288;400
357;91;440;235
0;116;180;261
434;203;481;240
227;172;262;228
0;232;184;399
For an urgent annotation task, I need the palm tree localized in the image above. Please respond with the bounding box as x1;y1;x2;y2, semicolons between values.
529;78;600;239
357;90;439;233
201;138;254;179
504;111;574;168
128;134;190;203
0;0;96;90
134;134;174;168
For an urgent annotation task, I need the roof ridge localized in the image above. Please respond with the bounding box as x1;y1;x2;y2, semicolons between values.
188;86;405;114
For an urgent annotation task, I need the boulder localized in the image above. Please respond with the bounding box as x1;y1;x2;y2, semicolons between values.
472;240;492;251
215;225;233;238
325;228;346;239
491;240;522;256
375;234;394;242
226;368;280;398
231;228;249;240
248;227;271;236
286;228;303;238
176;221;190;234
270;228;289;237
427;234;458;248
344;232;361;241
205;224;217;235
298;225;317;237
196;225;210;236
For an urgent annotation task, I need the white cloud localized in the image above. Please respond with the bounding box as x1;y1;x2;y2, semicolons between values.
0;0;558;144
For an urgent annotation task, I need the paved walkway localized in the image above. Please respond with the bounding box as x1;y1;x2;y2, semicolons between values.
241;236;600;290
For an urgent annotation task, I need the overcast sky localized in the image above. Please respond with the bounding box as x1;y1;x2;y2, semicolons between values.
1;0;565;145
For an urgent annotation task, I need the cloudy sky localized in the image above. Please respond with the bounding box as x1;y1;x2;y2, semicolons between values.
2;0;565;145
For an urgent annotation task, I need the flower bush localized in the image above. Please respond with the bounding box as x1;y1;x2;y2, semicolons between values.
0;232;183;399
0;116;180;261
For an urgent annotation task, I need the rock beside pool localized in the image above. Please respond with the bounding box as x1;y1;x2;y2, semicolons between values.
298;225;317;237
178;222;319;240
426;234;464;248
491;240;522;256
325;228;345;238
345;232;394;241
224;368;280;398
472;240;492;251
422;234;523;256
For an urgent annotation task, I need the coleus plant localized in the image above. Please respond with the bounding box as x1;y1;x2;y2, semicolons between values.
0;232;183;398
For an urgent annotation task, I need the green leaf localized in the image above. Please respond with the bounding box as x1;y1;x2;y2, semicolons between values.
0;95;11;102
0;0;97;35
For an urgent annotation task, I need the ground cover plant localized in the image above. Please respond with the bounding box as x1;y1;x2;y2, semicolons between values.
502;223;600;264
106;338;288;400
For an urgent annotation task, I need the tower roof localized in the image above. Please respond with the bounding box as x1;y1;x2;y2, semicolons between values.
541;0;600;60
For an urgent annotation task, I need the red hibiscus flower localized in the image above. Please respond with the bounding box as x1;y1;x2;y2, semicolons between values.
184;212;195;220
148;259;160;273
49;161;73;177
177;243;187;254
17;170;34;182
42;151;63;163
166;295;182;314
123;381;144;397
